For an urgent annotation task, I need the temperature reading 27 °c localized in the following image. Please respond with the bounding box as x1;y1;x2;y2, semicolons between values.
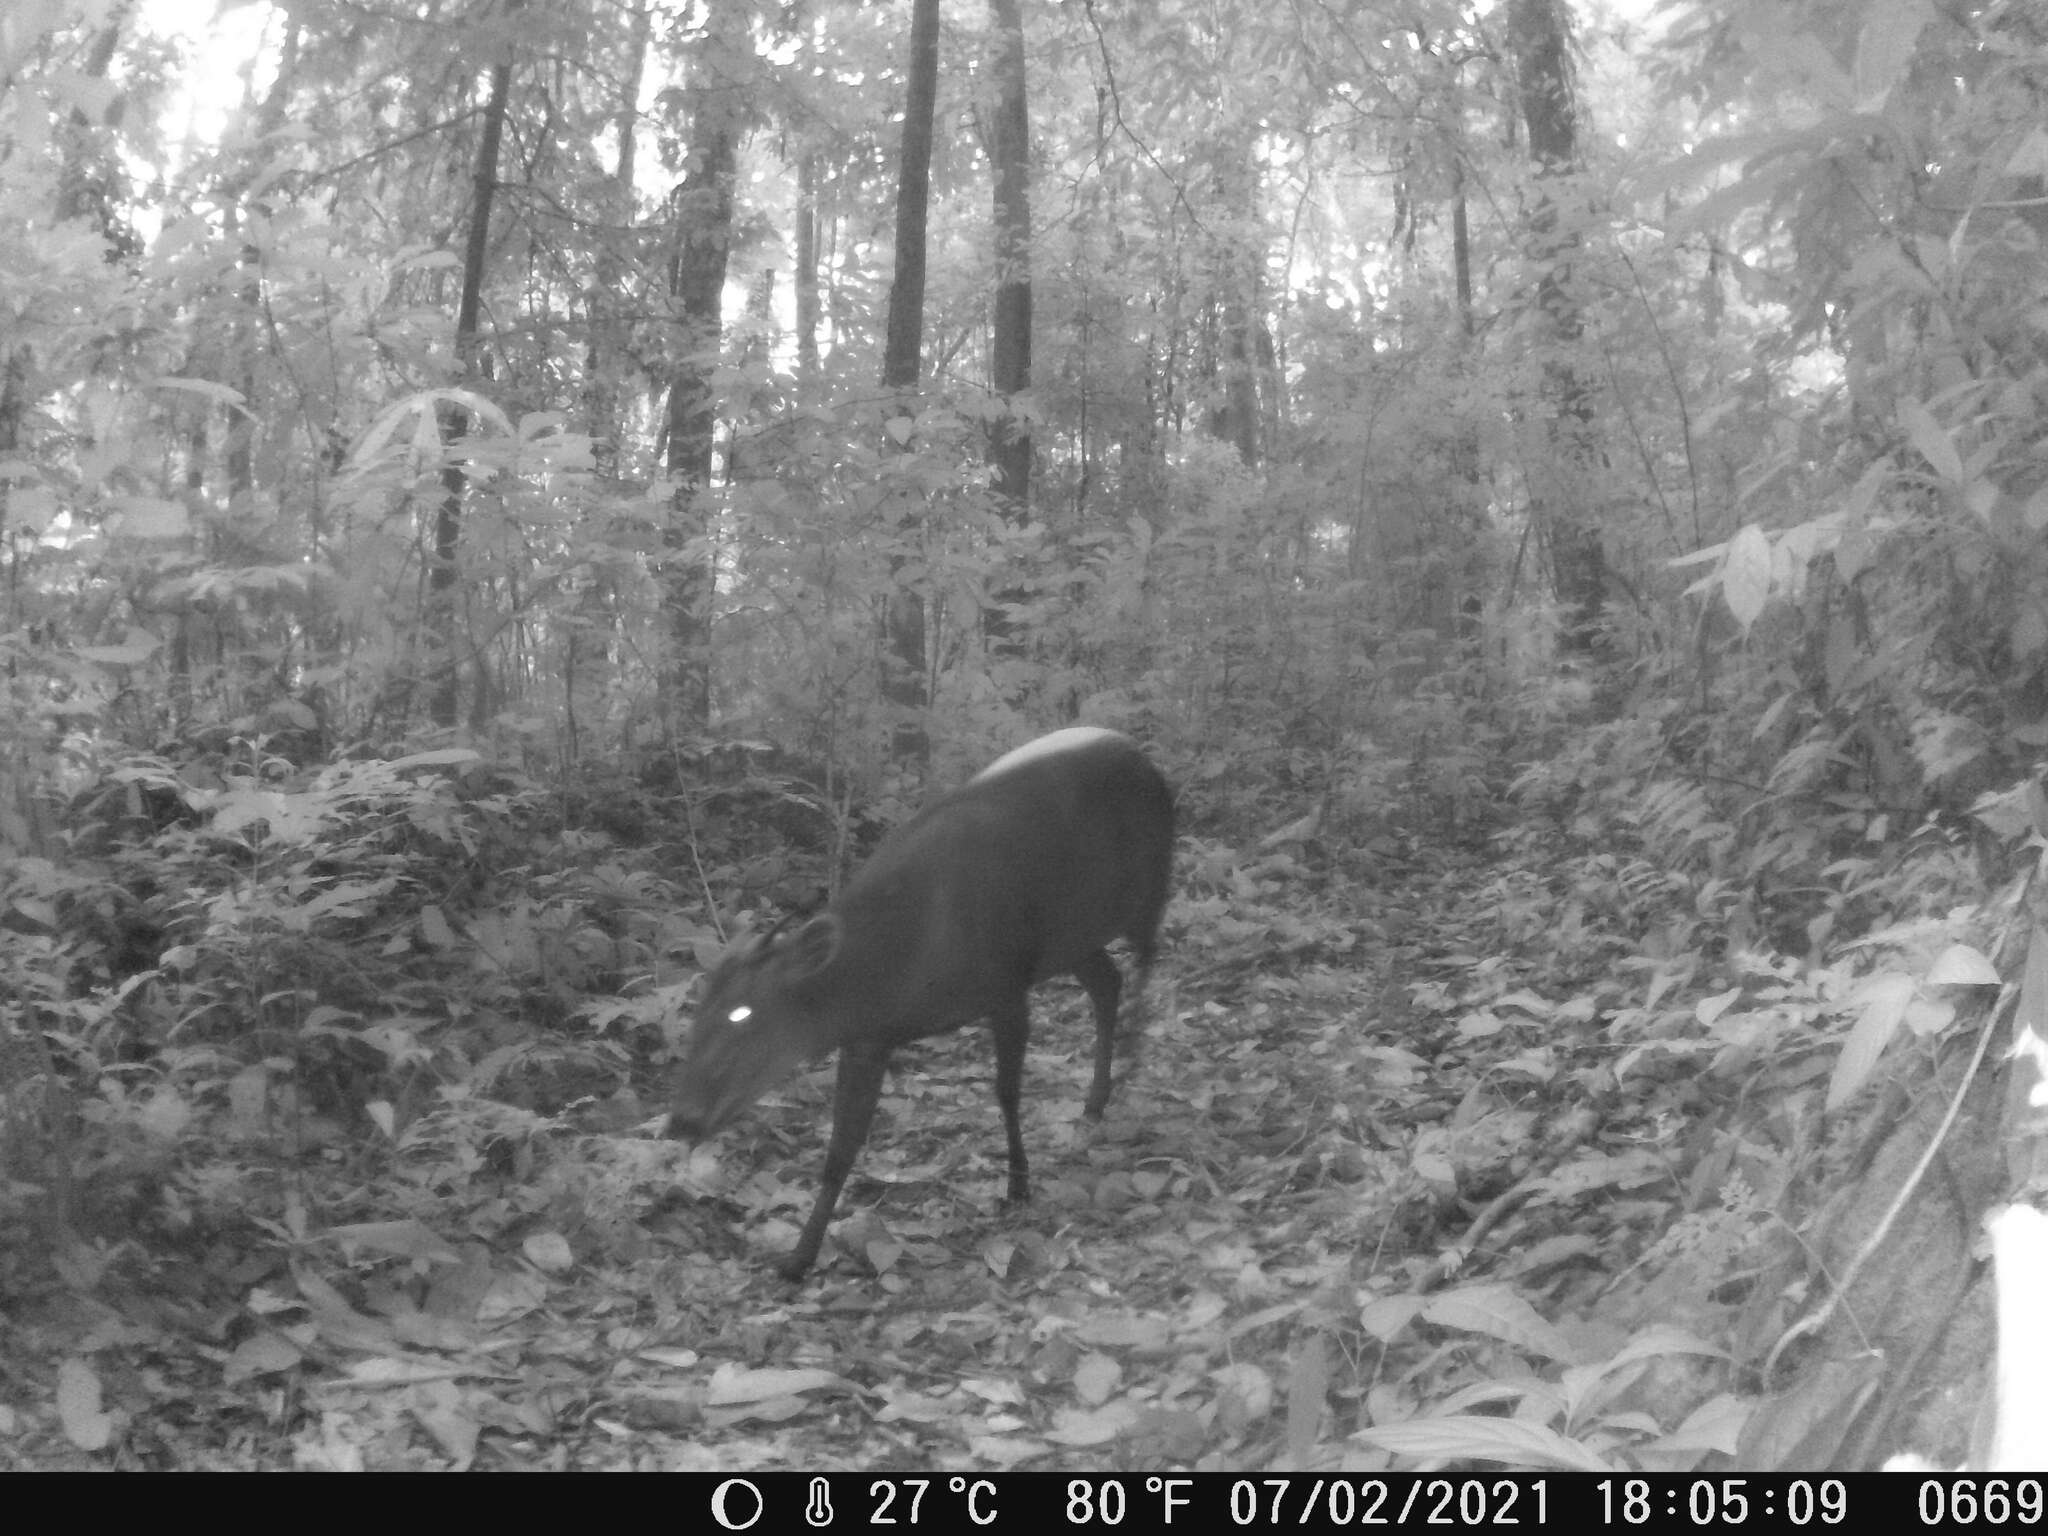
868;1478;999;1526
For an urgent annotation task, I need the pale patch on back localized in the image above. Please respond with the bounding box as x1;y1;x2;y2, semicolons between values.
974;726;1122;782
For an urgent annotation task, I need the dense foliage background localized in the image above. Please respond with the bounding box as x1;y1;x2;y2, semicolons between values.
3;0;2045;1472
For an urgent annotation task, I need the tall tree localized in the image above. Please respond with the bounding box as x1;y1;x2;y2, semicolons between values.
879;0;941;765
431;38;514;729
662;0;748;731
583;1;649;480
1209;140;1262;469
793;151;822;392
565;1;650;767
1509;0;1606;653
983;0;1033;656
987;0;1033;516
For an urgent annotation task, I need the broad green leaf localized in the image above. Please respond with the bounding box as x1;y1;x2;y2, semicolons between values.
1723;525;1771;629
1899;398;1961;482
1853;0;1934;108
1828;972;1913;1110
1421;1283;1577;1364
1925;944;1998;987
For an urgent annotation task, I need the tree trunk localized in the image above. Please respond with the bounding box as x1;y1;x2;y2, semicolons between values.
1452;155;1473;341
794;153;821;392
1510;0;1607;653
987;0;1032;515
568;3;648;765
985;0;1033;655
879;0;941;767
661;0;746;732
882;0;938;397
431;48;513;730
1207;144;1260;469
584;1;649;480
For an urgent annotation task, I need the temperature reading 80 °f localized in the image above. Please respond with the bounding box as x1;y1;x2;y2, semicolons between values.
1066;1480;1127;1524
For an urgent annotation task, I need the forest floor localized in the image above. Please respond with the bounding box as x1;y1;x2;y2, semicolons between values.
2;830;1746;1470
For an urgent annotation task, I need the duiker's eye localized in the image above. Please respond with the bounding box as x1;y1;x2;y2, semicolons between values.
727;1005;753;1025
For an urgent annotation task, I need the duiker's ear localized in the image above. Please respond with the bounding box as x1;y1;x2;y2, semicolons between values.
780;914;842;978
